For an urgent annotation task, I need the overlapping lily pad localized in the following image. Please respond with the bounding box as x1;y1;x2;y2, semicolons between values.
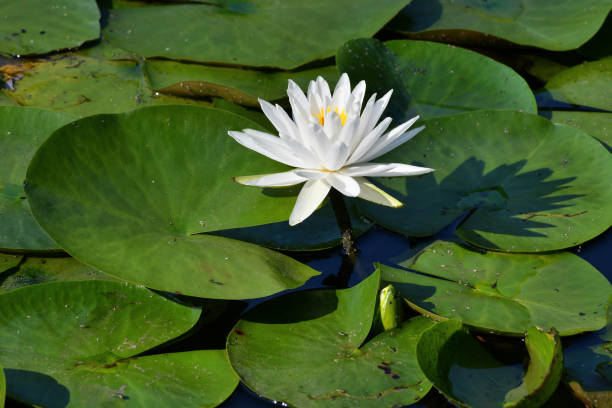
0;253;21;273
386;0;612;51
145;60;339;107
336;39;536;121
543;111;612;152
381;240;611;336
0;256;114;293
357;110;612;252
227;270;434;407
0;0;100;55
25;105;319;299
0;280;237;407
6;51;210;118
417;320;562;408
0;106;74;251
102;0;408;69
537;57;612;111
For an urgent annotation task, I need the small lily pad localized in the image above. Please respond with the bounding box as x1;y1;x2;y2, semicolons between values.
537;56;612;111
25;105;319;299
416;320;562;408
357;110;612;252
103;0;408;69
337;39;536;120
0;280;238;407
0;256;114;293
145;60;340;107
0;0;100;55
386;0;612;51
0;106;74;251
227;270;434;407
381;240;611;336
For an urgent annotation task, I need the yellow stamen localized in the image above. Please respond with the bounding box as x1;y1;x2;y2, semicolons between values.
314;106;347;126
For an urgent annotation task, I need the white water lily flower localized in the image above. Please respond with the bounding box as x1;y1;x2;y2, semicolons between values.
228;73;434;226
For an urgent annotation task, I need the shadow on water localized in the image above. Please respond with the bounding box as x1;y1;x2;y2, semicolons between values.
4;369;70;408
388;0;443;32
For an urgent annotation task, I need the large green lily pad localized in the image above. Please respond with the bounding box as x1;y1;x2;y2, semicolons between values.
538;57;612;111
0;256;114;293
7;51;211;118
564;300;612;392
337;39;536;121
145;60;339;107
543;111;612;152
386;0;612;51
25;105;319;299
381;240;611;336
0;0;100;55
357;110;612;252
0;106;74;251
416;320;562;408
103;0;407;69
0;280;238;407
227;270;434;407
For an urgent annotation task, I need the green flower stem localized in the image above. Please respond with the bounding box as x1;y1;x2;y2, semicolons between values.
329;189;357;288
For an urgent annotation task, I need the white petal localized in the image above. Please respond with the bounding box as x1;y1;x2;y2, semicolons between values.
357;92;377;137
293;169;328;180
337;115;360;151
347;117;392;164
258;99;296;140
289;179;331;226
306;123;330;166
234;171;307;187
347;80;366;116
323;141;350;171
274;104;300;141
331;73;350;111
327;173;360;197
360;125;425;162
362;89;393;136
229;130;297;167
323;110;343;139
287;80;309;118
341;162;434;177
316;76;332;107
355;177;403;207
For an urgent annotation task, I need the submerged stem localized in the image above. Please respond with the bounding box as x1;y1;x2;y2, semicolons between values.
329;189;357;288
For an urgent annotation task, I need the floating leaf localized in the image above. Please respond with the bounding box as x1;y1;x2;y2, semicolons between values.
0;0;100;55
357;110;612;252
0;253;21;274
337;39;536;120
0;106;74;251
145;60;339;107
0;256;114;293
564;300;612;392
381;240;611;336
227;270;434;407
542;111;612;152
0;280;237;407
537;56;612;111
416;320;562;408
6;51;211;118
26;105;319;299
386;0;612;51
0;362;4;408
103;0;408;69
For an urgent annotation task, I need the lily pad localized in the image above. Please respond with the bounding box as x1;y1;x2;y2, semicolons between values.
0;253;21;274
543;111;612;152
386;0;612;51
25;105;319;299
0;280;238;407
0;0;100;55
102;0;408;69
537;57;612;111
144;60;340;107
564;300;612;392
416;320;562;408
0;256;114;293
381;240;611;336
336;39;536;120
227;270;434;407
0;106;74;251
7;51;211;118
0;362;4;408
357;110;612;252
212;98;273;132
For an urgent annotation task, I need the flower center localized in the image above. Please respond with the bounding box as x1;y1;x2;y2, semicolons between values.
314;106;347;126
